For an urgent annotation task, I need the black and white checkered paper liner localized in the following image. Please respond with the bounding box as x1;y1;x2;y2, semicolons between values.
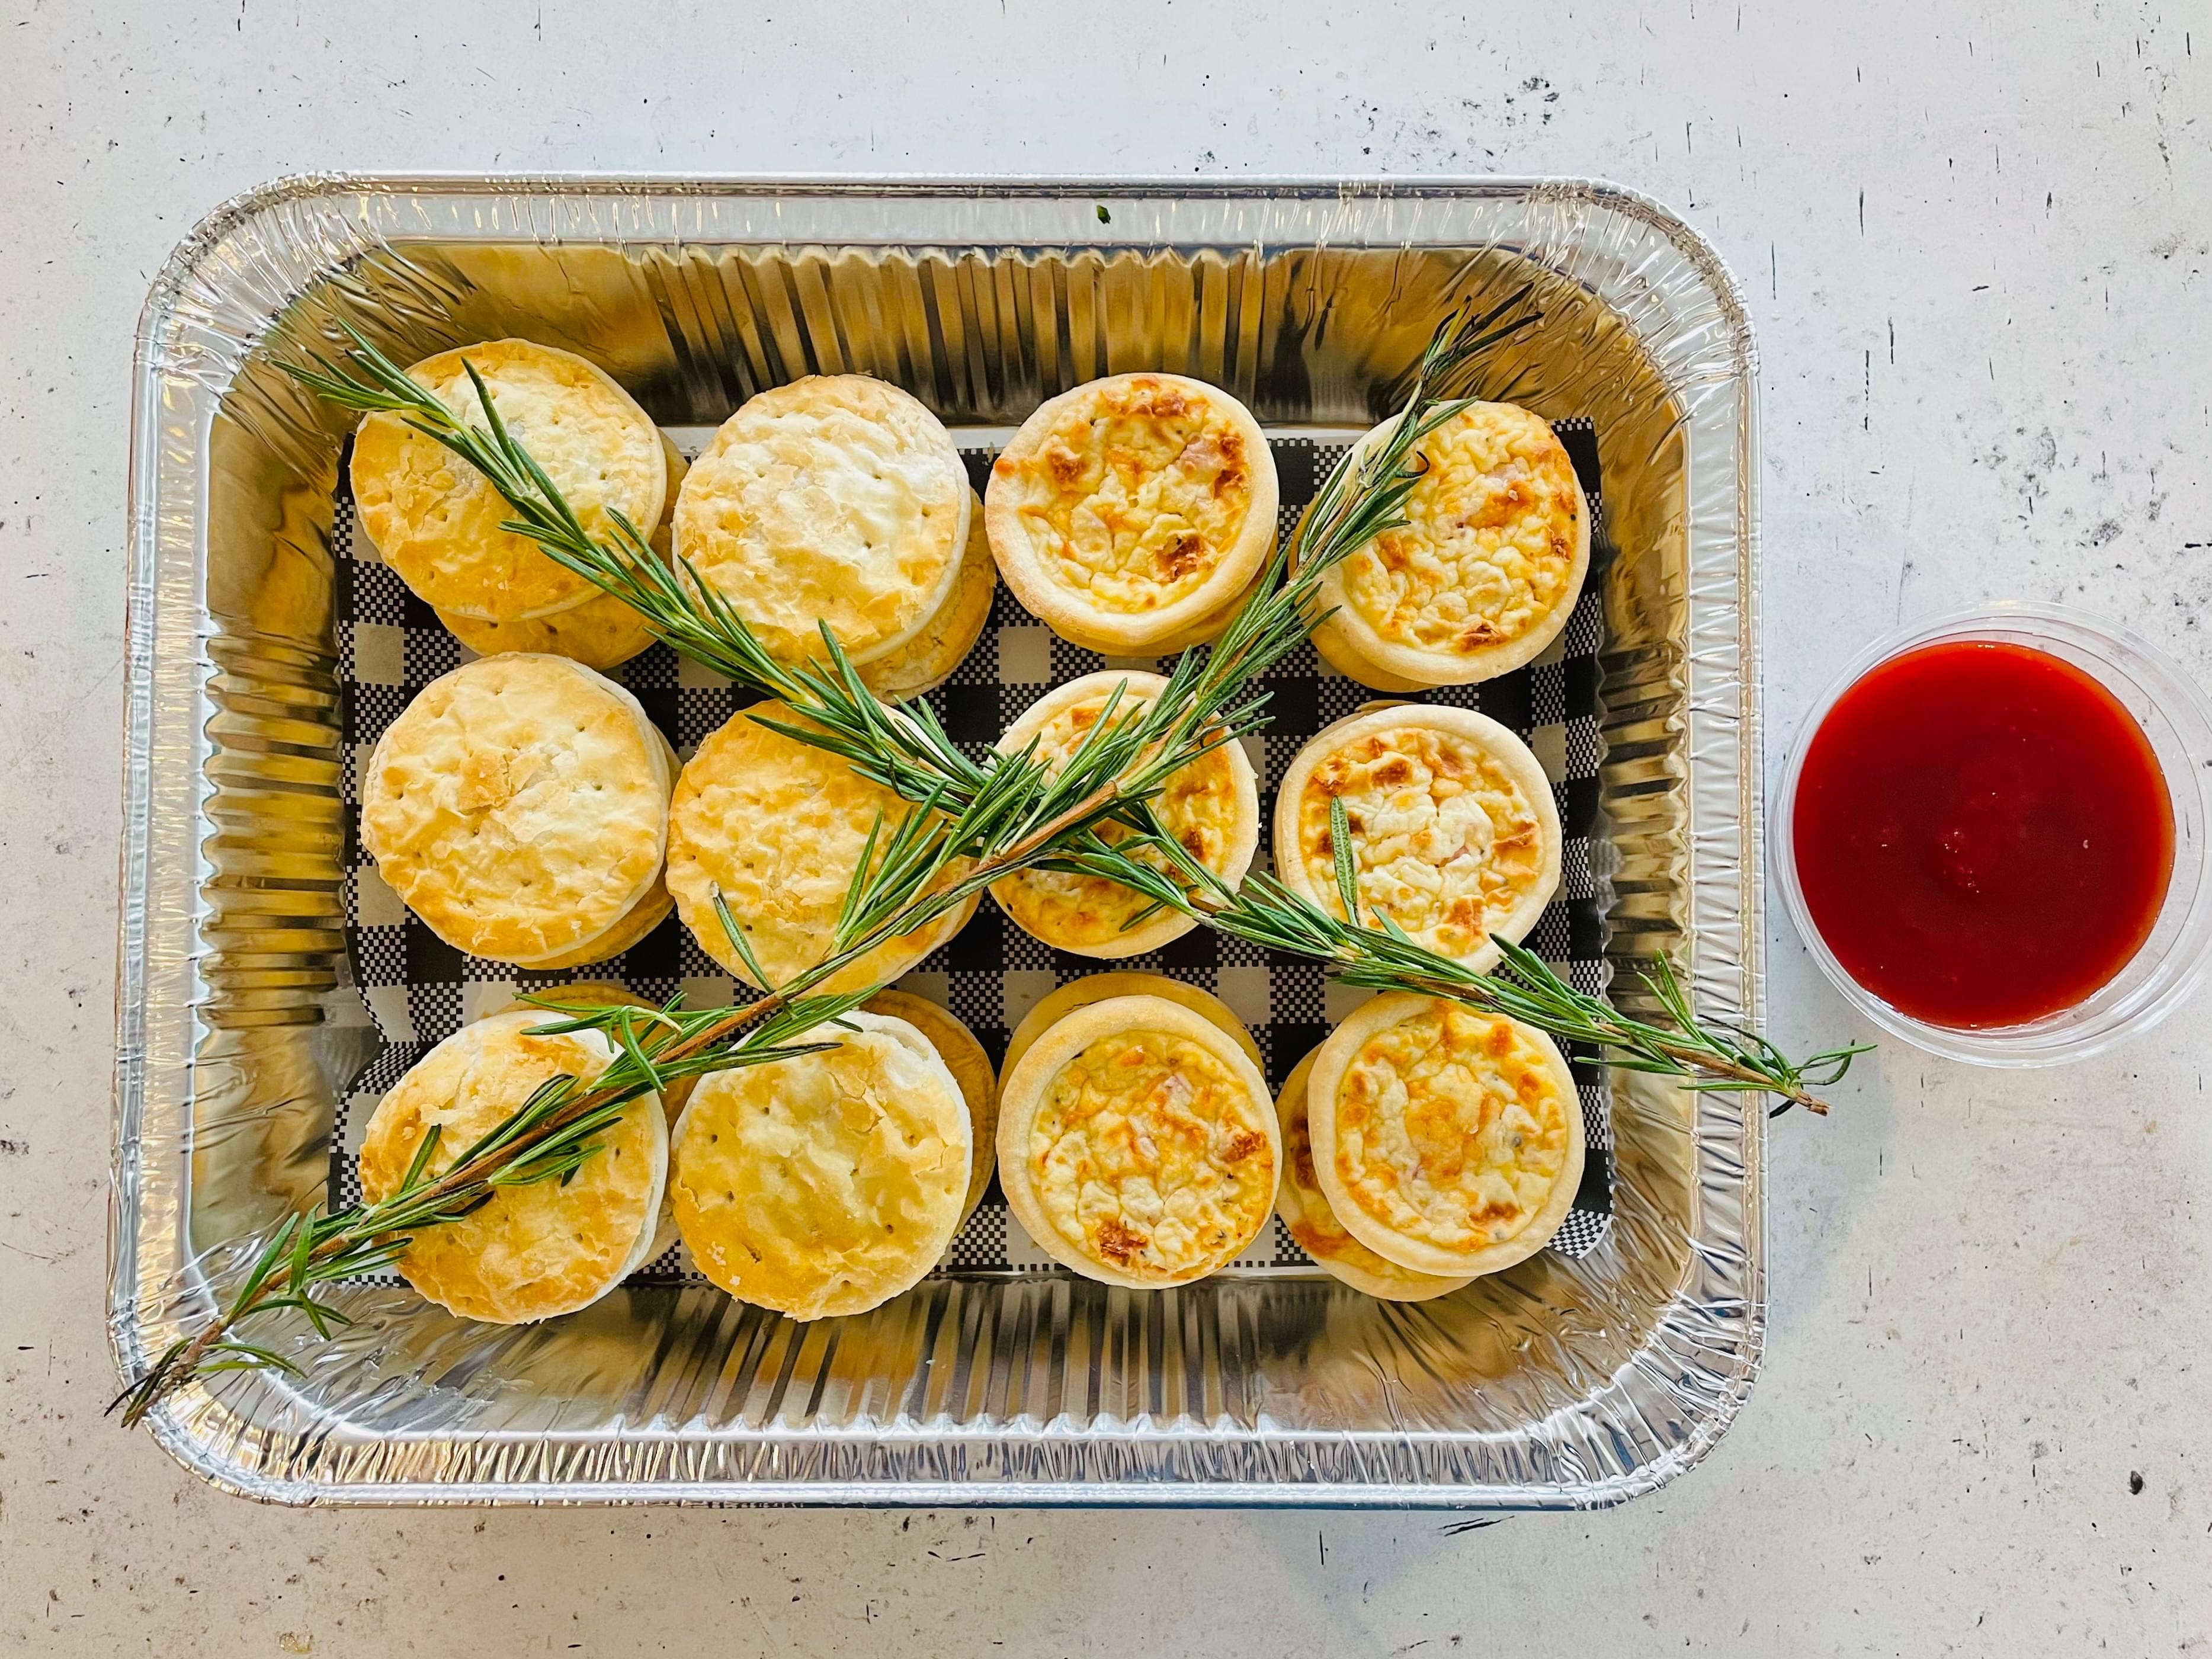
326;425;1617;1281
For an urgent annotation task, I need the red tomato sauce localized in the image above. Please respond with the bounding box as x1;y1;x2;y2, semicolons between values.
1790;640;2174;1028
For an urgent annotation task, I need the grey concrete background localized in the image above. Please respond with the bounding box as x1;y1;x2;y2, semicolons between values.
3;2;2207;1652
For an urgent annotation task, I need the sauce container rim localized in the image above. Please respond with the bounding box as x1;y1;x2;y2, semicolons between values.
1772;600;2212;1068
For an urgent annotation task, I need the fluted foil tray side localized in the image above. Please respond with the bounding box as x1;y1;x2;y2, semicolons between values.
113;177;1760;1507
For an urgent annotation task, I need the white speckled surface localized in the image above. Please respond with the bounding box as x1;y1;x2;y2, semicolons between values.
4;2;2210;1652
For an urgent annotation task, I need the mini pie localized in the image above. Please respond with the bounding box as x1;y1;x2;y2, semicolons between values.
359;1011;667;1324
997;994;1278;1288
437;436;690;670
674;374;970;669
1000;971;1262;1087
360;654;674;966
665;702;974;994
864;989;999;1224
1272;1046;1470;1302
351;338;667;622
857;489;998;701
986;373;1278;654
1309;401;1589;690
990;671;1259;957
1306;994;1583;1278
1274;703;1560;972
670;1008;970;1320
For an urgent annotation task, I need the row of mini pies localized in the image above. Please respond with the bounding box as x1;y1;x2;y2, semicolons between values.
359;653;1563;981
348;338;1591;693
360;969;1585;1324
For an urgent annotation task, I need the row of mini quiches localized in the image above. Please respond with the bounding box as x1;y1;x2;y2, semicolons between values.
350;338;1588;694
359;656;1565;980
360;968;1583;1325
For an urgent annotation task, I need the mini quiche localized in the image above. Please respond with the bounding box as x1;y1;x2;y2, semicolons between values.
857;489;999;702
1306;994;1583;1279
864;989;1000;1225
352;338;667;623
359;1012;668;1324
990;672;1259;957
664;702;975;994
359;654;674;968
997;994;1278;1289
1274;704;1560;972
986;373;1278;654
999;971;1263;1087
1309;401;1589;690
671;1009;970;1320
437;435;690;670
1271;1047;1470;1302
674;375;970;670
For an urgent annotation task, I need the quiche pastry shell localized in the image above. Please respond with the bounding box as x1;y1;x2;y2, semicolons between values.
864;989;1000;1224
986;373;1278;653
1309;401;1589;688
857;489;998;702
437;436;688;670
359;1013;667;1324
674;374;969;669
670;1010;971;1321
1306;993;1584;1279
989;671;1259;958
352;338;667;622
665;702;975;994
360;654;672;966
1272;1048;1472;1302
999;971;1262;1088
1273;703;1561;973
997;994;1279;1289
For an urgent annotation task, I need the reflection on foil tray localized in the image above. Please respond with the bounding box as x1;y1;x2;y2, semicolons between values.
114;177;1762;1508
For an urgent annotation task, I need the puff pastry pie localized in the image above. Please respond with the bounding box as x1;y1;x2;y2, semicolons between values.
1304;994;1583;1278
997;994;1278;1288
352;338;667;623
360;654;674;966
990;672;1258;957
665;702;974;993
864;989;999;1224
986;373;1277;654
674;375;970;670
671;1009;970;1319
1274;703;1560;972
1309;401;1588;690
358;1011;667;1324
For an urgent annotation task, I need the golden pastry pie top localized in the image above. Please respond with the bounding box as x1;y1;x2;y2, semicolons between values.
1308;994;1582;1277
999;995;1277;1288
670;1010;970;1320
359;1013;665;1324
675;374;968;667
351;339;665;622
665;701;972;993
1317;401;1586;681
358;654;670;966
1278;704;1559;969
990;672;1256;957
987;373;1277;645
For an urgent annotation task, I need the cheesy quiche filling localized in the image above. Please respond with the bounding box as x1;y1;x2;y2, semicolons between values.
1294;724;1547;960
992;377;1258;617
1336;402;1581;658
995;689;1244;949
1027;1030;1276;1283
1333;1004;1575;1253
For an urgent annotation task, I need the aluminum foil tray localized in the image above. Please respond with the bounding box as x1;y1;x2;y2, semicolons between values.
113;176;1763;1507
